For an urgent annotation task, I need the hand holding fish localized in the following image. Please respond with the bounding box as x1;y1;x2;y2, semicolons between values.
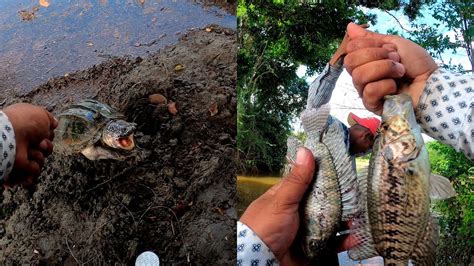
240;148;357;264
344;22;438;114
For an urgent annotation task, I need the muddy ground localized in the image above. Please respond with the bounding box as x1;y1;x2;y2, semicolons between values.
0;25;236;264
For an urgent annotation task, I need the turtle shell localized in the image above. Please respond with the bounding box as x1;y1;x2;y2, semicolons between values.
54;99;125;154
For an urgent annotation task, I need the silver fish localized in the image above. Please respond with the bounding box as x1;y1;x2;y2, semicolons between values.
294;104;359;259
350;94;456;265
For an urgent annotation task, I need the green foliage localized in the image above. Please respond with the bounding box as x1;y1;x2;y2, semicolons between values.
237;0;372;174
390;0;473;72
427;141;474;265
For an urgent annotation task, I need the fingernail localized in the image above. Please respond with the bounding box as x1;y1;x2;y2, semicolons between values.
295;148;307;164
394;62;405;76
39;141;47;150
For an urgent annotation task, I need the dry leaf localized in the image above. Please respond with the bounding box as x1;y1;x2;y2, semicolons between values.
149;93;167;104
174;64;184;71
209;102;218;116
168;101;178;115
39;0;50;7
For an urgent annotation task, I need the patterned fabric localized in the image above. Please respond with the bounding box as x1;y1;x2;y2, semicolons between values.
237;221;279;266
0;111;16;181
416;69;474;160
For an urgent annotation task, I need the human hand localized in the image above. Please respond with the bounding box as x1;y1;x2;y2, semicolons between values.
3;103;58;187
344;22;438;114
240;148;356;265
329;24;369;66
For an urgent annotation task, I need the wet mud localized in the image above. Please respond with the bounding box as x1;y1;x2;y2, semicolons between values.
0;25;237;264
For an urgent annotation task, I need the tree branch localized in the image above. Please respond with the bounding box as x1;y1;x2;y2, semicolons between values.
384;10;413;32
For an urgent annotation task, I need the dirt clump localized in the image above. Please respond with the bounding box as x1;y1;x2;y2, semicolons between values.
0;25;237;264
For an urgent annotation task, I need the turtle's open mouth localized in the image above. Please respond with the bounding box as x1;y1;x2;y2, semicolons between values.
118;134;135;150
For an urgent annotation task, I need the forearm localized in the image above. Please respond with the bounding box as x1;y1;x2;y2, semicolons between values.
415;68;473;160
237;221;279;265
0;111;16;181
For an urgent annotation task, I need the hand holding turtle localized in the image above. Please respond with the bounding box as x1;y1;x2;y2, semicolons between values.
343;22;437;114
3;103;57;187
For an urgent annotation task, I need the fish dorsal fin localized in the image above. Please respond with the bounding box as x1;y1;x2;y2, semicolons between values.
347;166;379;260
282;136;303;176
429;173;457;200
322;121;360;220
300;104;330;136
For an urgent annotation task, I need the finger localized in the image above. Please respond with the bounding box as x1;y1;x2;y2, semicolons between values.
46;111;58;130
344;47;401;75
362;79;398;114
25;160;41;177
28;149;45;167
48;129;55;141
347;22;393;42
336;234;359;253
276;148;315;205
21;175;38;188
352;60;405;93
347;38;388;53
265;180;283;197
13;145;31;174
39;139;54;156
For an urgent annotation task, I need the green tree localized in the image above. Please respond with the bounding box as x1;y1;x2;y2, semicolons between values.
384;0;472;72
237;0;369;174
427;141;474;265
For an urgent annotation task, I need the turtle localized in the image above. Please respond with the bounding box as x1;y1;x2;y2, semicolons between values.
54;99;138;160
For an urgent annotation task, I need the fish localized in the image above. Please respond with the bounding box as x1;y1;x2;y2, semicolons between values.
289;104;360;259
349;94;456;265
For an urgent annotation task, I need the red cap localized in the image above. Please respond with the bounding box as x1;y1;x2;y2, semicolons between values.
347;112;381;136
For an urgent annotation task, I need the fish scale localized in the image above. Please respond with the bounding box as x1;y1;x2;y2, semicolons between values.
296;104;360;259
350;94;440;265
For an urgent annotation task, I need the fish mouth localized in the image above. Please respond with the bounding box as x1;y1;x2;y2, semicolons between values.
117;134;135;150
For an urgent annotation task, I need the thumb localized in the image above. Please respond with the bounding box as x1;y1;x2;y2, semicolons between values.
347;22;392;42
276;148;316;205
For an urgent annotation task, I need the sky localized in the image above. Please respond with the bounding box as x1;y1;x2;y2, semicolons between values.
294;4;471;144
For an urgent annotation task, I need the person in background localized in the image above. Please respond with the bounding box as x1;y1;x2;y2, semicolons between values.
0;103;57;187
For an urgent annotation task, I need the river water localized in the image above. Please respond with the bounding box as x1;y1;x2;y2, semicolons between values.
0;0;235;100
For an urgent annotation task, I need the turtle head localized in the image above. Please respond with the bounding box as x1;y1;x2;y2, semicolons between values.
102;120;137;150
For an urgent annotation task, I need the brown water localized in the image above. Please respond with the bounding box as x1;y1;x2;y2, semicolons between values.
236;176;281;217
0;0;235;101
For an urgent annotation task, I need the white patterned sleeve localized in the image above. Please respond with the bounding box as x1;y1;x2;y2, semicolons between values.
415;69;474;160
237;221;279;266
0;111;16;181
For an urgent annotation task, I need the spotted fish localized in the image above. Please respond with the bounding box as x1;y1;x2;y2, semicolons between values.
349;94;456;265
288;104;359;259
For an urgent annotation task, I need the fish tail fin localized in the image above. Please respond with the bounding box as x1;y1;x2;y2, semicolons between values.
282;136;303;176
410;215;439;266
429;173;457;200
300;104;330;135
347;167;379;261
322;122;360;220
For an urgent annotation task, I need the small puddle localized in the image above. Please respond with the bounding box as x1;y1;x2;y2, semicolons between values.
0;0;235;99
